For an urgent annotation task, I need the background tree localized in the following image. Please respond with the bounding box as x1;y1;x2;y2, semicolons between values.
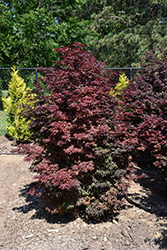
85;0;167;67
1;0;167;67
0;0;91;67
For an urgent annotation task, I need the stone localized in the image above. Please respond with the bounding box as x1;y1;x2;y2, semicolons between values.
25;234;34;239
47;229;59;233
103;236;107;242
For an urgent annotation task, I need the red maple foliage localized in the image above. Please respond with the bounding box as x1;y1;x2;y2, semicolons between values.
17;42;135;218
116;46;167;177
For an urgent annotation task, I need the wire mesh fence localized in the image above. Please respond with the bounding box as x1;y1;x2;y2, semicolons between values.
106;67;141;80
0;67;141;136
0;67;38;96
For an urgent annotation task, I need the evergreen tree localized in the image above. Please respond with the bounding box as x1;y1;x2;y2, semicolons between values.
2;67;35;141
86;0;167;67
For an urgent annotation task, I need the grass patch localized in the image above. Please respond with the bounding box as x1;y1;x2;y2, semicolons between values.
0;110;7;136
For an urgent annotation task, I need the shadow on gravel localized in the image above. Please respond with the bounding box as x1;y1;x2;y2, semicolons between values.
131;165;167;215
154;223;167;249
5;134;13;141
128;165;167;249
13;184;77;225
13;183;117;225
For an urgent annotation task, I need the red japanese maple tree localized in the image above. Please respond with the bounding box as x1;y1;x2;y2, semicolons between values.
17;42;135;218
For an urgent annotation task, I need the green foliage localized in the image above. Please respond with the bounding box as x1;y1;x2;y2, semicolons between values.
110;73;129;97
1;0;167;67
86;0;167;67
0;0;91;67
2;67;35;141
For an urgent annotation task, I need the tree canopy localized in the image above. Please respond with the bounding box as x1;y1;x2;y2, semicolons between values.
0;0;91;67
85;0;167;67
0;0;167;67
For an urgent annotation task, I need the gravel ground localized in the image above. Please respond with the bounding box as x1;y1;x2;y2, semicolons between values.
0;135;167;250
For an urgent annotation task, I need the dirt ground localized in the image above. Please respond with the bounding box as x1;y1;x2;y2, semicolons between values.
0;135;167;250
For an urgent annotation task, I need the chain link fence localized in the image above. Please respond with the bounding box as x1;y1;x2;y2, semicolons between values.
0;67;141;135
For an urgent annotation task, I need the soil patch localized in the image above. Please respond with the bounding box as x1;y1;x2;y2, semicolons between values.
0;135;167;250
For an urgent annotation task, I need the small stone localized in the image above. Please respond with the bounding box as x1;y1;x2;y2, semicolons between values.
103;236;107;242
112;219;118;224
104;222;111;229
47;229;59;233
126;240;130;245
121;229;129;238
26;234;34;239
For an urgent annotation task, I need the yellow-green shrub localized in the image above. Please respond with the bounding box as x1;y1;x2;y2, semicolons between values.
2;67;35;141
110;73;129;97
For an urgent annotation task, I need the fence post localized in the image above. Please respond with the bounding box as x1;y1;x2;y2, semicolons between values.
130;68;132;80
35;68;38;82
